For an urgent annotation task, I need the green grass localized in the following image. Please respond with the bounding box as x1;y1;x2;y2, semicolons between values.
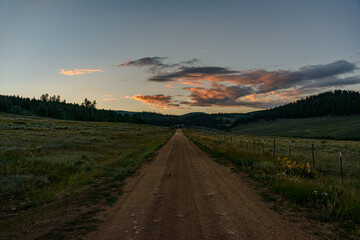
203;129;360;176
0;112;173;212
185;130;360;239
232;116;360;140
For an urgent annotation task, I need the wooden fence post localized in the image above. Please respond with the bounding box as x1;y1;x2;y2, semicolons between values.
340;152;343;179
273;139;276;155
289;140;292;158
312;144;315;171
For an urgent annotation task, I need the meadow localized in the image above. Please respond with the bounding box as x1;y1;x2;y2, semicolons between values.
0;112;173;213
185;130;360;239
232;116;360;140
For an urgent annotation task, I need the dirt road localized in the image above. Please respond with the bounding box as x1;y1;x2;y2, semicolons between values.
85;130;315;240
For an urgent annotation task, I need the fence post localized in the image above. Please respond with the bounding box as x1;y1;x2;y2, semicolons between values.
273;139;276;155
253;140;255;151
340;152;343;179
289;140;292;158
312;144;315;171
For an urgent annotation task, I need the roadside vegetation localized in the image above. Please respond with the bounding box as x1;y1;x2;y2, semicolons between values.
185;130;360;239
0;112;173;238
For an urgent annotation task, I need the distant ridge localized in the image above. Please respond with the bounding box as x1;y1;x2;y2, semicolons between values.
115;111;244;129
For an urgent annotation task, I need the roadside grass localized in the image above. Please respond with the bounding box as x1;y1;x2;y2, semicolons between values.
184;130;360;239
202;130;360;177
0;112;174;238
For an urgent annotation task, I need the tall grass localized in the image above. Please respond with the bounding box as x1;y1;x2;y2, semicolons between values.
185;130;360;238
0;113;174;212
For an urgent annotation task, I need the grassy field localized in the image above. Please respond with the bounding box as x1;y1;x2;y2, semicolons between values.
185;130;360;239
0;112;173;214
204;132;360;176
232;116;360;140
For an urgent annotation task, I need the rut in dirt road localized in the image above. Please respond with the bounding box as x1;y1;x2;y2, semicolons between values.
85;129;316;240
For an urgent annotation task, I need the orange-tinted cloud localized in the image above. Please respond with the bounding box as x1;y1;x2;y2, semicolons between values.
181;83;286;108
127;94;180;109
120;58;360;109
59;68;103;76
103;98;118;101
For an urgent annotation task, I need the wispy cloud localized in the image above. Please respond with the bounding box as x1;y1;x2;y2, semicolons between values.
59;69;103;76
113;57;167;68
111;57;199;73
197;50;208;53
103;98;118;101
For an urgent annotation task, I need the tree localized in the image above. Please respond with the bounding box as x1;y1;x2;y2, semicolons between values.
40;93;49;102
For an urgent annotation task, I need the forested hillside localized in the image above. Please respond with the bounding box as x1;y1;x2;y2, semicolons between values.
0;94;144;123
134;112;243;129
233;90;360;127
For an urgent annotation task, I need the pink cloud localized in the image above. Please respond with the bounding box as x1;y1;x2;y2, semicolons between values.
127;94;181;109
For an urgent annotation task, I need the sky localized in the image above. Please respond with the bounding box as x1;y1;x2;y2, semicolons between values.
0;0;359;115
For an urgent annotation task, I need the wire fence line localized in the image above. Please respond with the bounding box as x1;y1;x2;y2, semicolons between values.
193;131;360;177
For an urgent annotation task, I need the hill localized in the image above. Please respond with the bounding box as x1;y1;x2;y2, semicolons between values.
232;90;360;127
132;112;244;129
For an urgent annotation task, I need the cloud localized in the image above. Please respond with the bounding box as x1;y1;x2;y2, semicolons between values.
127;94;180;109
149;66;238;82
124;58;360;109
197;50;208;53
111;57;199;73
299;60;357;79
113;57;167;68
148;60;359;93
182;83;277;108
103;98;118;101
104;94;113;97
59;69;103;76
300;75;360;89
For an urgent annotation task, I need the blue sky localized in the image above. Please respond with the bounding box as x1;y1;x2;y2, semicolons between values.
1;0;359;114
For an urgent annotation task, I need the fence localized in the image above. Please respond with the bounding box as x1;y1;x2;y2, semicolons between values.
194;131;360;178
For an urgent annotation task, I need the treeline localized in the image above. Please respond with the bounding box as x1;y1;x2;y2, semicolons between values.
0;94;144;124
232;90;360;127
136;112;241;129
